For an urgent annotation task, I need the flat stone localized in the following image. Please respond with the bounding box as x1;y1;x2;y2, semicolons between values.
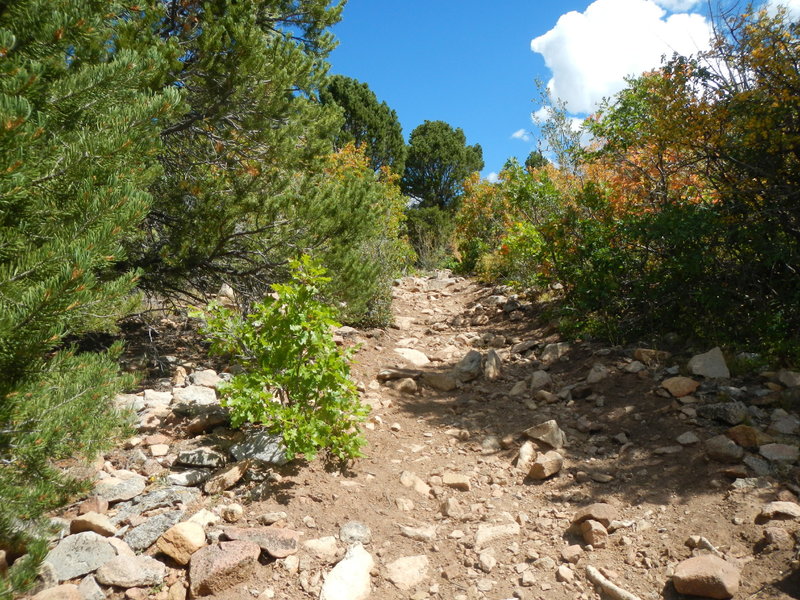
453;350;483;382
586;364;609;384
400;471;431;497
556;564;575;582
111;486;200;525
123;510;184;552
185;407;229;434
189;541;261;597
688;347;730;379
727;425;772;449
760;501;800;520
204;460;249;494
95;556;165;588
541;342;570;362
93;475;146;503
422;372;458;392
769;415;800;435
662;377;700;398
339;521;371;545
223;526;299;558
78;497;109;515
561;545;583;564
77;575;104;600
697;401;747;425
474;522;521;549
45;532;117;581
778;369;800;388
511;340;537;354
525;420;566;449
529;370;552;391
32;584;81;600
634;348;671;364
394;316;415;330
672;555;740;599
394;377;418;394
302;536;340;561
442;473;471;491
150;444;169;457
172;385;217;407
176;447;228;468
394;348;430;368
484;349;502;380
70;512;116;537
572;503;617;528
759;443;799;462
677;431;701;445
190;369;222;388
624;360;646;373
230;431;287;465
527;450;564;479
580;520;608;547
385;554;430;591
143;389;172;409
157;522;207;565
705;435;744;463
319;544;374;600
762;526;795;550
167;469;211;487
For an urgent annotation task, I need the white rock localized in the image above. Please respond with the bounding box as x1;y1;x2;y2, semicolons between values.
319;544;373;600
688;347;730;379
394;348;430;367
586;364;609;384
529;370;552;391
385;555;430;591
474;522;521;549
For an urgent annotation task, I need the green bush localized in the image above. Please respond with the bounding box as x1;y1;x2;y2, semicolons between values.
405;206;456;270
196;256;368;462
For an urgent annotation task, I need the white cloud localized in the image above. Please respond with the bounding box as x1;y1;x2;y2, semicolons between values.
653;0;701;10
532;106;553;123
767;0;800;19
531;0;713;114
486;172;500;184
511;128;531;142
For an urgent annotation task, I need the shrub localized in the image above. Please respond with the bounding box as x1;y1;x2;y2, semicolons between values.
196;256;368;462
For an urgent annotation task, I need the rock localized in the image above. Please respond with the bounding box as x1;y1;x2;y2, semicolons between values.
474;522;521;549
385;555;430;591
70;512;116;537
478;550;497;573
688;347;730;379
511;340;537;354
95;556;165;588
561;545;583;564
303;536;340;561
111;486;199;526
484;349;502;381
527;450;564;479
423;372;458;392
190;369;221;388
185;407;229;434
778;369;800;388
399;524;437;541
394;348;430;368
624;360;646;373
377;367;422;382
441;497;464;519
662;376;700;398
188;509;221;529
230;431;287;465
150;444;169;457
172;385;217;407
204;461;249;494
580;520;608;547
529;370;552;391
744;455;772;476
143;389;172;409
556;564;574;582
634;348;671;364
176;447;228;468
223;526;299;558
677;431;701;445
93;475;146;503
672;555;740;599
167;469;211;487
760;501;800;520
541;342;570;362
339;521;371;545
442;473;471;491
394;316;415;330
697;401;747;425
45;532;117;581
705;435;744;463
572;503;618;528
525;420;566;449
77;575;105;600
123;510;184;552
157;522;207;565
453;350;483;382
759;443;799;463
400;471;431;497
510;380;528;396
762;526;795;550
586;364;609;384
319;544;374;600
769;414;800;435
189;541;261;597
221;503;244;523
517;441;537;469
727;425;772;449
394;377;418;394
32;584;81;600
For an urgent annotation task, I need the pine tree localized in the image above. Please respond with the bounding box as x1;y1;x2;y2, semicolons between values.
0;2;178;594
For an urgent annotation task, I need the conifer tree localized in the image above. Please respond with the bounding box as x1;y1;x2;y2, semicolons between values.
0;2;178;594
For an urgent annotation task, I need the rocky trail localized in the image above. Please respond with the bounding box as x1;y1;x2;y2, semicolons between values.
28;273;800;600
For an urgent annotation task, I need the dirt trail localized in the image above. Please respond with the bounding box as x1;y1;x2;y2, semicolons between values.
51;272;800;600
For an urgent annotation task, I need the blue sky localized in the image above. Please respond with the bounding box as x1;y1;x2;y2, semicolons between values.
328;0;797;179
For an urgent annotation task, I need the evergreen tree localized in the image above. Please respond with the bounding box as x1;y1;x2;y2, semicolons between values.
320;74;407;174
525;149;548;171
119;0;346;305
0;2;178;594
402;120;484;210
